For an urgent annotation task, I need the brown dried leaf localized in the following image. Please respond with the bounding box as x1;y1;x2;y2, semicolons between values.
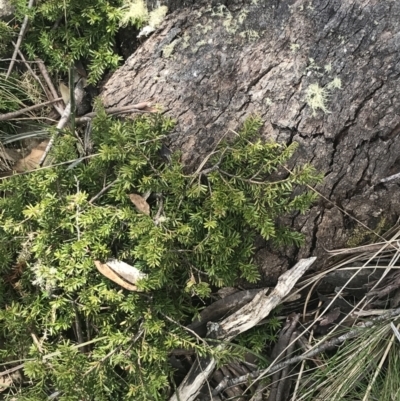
129;193;150;215
13;140;49;172
0;370;22;393
94;260;139;291
106;259;147;285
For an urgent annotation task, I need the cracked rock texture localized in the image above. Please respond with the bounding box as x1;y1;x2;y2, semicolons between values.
102;0;400;283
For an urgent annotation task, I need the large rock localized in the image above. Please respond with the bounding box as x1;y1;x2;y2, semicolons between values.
0;0;13;20
101;0;400;282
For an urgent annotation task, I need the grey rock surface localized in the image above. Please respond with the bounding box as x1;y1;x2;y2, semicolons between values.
0;0;14;20
102;0;400;283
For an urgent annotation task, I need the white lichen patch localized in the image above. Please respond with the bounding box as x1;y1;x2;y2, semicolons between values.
264;97;273;106
305;83;330;115
324;63;332;72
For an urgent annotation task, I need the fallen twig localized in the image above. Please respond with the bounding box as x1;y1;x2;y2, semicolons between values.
6;0;35;79
12;43;51;100
38;81;85;166
36;58;64;115
0;98;62;121
169;257;316;401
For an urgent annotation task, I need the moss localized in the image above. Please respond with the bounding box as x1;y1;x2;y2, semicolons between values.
346;217;388;248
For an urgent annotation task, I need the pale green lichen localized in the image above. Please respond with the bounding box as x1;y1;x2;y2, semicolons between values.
305;83;330;115
211;4;228;17
119;0;148;27
240;29;260;41
290;43;300;52
195;22;213;35
306;58;322;71
163;39;180;58
148;5;168;28
324;63;332;72
237;9;249;24
223;14;239;35
119;0;167;29
191;40;207;54
327;77;342;90
181;33;191;49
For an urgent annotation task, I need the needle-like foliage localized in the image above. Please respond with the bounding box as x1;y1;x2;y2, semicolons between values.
0;111;322;400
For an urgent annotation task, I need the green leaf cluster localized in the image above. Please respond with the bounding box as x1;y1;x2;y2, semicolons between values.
10;0;124;83
0;112;322;399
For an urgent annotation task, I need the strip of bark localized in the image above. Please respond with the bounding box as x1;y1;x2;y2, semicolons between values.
169;257;316;401
187;289;263;336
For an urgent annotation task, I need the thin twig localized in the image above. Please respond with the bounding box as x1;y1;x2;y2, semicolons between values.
84;321;144;376
38;102;71;166
35;58;64;115
6;0;35;79
0;98;62;121
72;302;85;353
0;364;25;379
12;43;51;99
160;312;209;347
88;179;118;204
39;77;86;166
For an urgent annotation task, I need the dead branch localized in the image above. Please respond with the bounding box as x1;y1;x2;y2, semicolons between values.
268;314;299;401
169;257;316;401
38;80;85;166
12;44;51;100
35;58;64;115
6;0;35;79
0;98;62;121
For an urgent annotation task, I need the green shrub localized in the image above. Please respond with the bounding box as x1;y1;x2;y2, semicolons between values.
10;0;125;83
0;112;322;400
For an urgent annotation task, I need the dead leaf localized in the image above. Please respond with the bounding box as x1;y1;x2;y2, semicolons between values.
94;260;139;291
59;82;70;105
13;140;49;172
106;259;147;285
129;193;151;215
0;370;22;393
